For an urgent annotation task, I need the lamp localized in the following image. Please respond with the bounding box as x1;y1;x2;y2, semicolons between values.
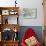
15;0;17;7
14;28;17;32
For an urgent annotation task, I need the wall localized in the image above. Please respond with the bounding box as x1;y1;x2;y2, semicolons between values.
0;0;15;7
18;0;44;26
0;0;44;26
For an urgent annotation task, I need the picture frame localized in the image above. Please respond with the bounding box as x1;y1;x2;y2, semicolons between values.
9;10;18;15
10;11;17;15
2;10;9;15
22;8;37;19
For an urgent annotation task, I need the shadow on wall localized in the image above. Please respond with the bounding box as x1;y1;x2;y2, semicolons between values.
18;26;44;44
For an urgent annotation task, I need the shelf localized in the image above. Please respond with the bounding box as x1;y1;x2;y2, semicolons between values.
2;40;19;43
0;7;19;10
0;7;19;46
0;24;20;32
0;7;19;24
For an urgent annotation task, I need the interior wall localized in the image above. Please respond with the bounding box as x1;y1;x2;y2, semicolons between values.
0;0;15;7
18;0;44;26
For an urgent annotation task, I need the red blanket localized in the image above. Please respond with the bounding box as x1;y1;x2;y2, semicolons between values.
21;28;41;46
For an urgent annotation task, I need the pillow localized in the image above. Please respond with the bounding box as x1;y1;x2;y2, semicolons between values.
25;36;38;46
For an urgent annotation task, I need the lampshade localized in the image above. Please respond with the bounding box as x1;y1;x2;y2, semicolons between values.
15;0;17;7
13;28;17;32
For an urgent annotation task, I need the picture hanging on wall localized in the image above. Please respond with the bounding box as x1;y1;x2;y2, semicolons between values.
22;8;37;19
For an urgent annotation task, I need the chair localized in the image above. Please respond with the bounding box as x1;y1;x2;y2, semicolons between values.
21;28;41;46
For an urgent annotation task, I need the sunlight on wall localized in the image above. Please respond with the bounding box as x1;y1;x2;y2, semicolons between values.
0;0;15;1
0;0;15;7
0;0;24;7
0;0;36;8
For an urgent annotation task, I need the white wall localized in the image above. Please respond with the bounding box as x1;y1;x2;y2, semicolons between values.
0;0;15;7
0;0;44;26
18;0;44;26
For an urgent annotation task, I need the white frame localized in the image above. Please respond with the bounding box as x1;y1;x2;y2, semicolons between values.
22;8;37;19
2;10;9;15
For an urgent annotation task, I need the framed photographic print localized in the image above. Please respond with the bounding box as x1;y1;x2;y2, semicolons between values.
10;11;15;15
2;10;9;15
10;11;17;15
9;10;18;15
22;8;37;19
